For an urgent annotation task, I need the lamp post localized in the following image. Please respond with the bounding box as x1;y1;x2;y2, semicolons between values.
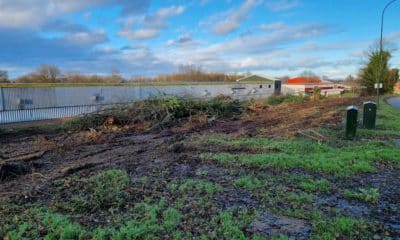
377;0;398;106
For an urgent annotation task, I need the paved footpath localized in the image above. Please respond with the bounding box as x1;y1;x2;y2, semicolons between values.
387;96;400;110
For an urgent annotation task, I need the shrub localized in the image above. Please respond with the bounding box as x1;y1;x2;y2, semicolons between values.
63;96;243;131
266;94;307;106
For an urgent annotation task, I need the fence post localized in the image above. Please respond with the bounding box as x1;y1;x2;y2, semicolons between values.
0;87;4;111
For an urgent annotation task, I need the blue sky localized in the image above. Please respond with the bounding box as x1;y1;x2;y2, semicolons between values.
0;0;399;79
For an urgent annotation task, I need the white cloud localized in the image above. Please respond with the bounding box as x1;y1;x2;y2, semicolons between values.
266;0;299;12
166;34;196;47
259;22;286;31
152;22;339;75
0;0;150;28
64;30;108;45
119;29;160;40
212;0;261;35
119;5;185;40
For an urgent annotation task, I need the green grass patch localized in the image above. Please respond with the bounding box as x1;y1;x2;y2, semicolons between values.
212;209;259;240
343;188;380;204
378;98;400;131
56;169;130;211
234;176;263;190
202;136;399;176
264;94;308;106
172;179;222;195
298;178;331;193
311;216;371;239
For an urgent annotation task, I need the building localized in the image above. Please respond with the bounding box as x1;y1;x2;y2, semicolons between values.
236;74;281;95
282;77;344;96
394;82;400;94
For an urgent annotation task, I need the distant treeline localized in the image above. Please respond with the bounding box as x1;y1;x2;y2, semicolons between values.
5;64;242;84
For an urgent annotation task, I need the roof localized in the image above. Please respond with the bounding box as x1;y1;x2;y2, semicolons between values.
286;77;333;85
236;74;278;83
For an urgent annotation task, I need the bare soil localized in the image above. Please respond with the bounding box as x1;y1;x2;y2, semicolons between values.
1;96;399;239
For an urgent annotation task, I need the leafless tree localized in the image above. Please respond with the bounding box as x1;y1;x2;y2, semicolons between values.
0;70;8;83
299;70;318;79
36;64;61;82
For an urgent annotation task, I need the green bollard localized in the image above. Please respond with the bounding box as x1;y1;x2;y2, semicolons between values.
363;101;377;129
346;106;358;140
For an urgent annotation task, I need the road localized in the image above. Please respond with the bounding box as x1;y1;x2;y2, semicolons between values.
387;96;400;109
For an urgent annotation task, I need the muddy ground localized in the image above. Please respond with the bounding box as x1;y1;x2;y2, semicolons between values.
0;96;399;239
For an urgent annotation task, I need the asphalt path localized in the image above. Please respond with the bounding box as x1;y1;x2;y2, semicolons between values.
387;96;400;110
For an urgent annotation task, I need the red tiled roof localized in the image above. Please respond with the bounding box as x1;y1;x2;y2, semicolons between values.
287;77;322;84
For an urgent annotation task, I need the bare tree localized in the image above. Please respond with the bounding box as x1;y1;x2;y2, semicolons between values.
36;64;61;82
299;70;318;79
0;70;8;83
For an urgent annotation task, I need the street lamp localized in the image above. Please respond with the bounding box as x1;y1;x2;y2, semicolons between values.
377;0;398;106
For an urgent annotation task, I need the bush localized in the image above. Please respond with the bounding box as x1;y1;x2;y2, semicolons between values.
266;95;307;106
63;96;243;131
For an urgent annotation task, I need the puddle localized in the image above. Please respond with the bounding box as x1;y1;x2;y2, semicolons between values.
395;139;400;147
248;212;311;239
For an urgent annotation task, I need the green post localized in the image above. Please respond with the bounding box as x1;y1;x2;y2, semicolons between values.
346;106;358;140
363;101;377;129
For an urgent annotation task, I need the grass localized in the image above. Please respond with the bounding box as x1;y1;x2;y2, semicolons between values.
343;188;380;204
298;178;331;193
55;169;130;211
264;94;308;106
234;176;263;190
213;209;259;240
378;97;400;132
310;216;370;240
174;179;222;195
201;136;400;176
2;96;399;239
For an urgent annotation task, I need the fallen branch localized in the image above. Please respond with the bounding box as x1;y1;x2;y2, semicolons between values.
2;150;47;164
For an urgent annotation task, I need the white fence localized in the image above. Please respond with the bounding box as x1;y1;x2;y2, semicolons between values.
0;83;278;124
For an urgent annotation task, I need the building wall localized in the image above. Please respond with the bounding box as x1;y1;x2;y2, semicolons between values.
0;83;278;124
282;84;344;96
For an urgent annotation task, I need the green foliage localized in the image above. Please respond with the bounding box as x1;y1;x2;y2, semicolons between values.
265;94;307;106
65;169;130;211
217;212;246;240
213;209;258;240
299;178;331;193
203;136;400;175
176;179;222;195
162;208;182;230
234;176;262;190
358;50;395;94
311;217;369;239
343;188;380;204
378;98;400;132
88;169;130;209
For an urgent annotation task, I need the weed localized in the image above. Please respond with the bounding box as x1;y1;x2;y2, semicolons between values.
343;188;380;204
162;208;182;230
177;179;222;195
311;216;370;239
299;178;331;193
87;169;130;209
234;176;262;190
265;94;308;106
202;136;400;176
213;209;258;240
